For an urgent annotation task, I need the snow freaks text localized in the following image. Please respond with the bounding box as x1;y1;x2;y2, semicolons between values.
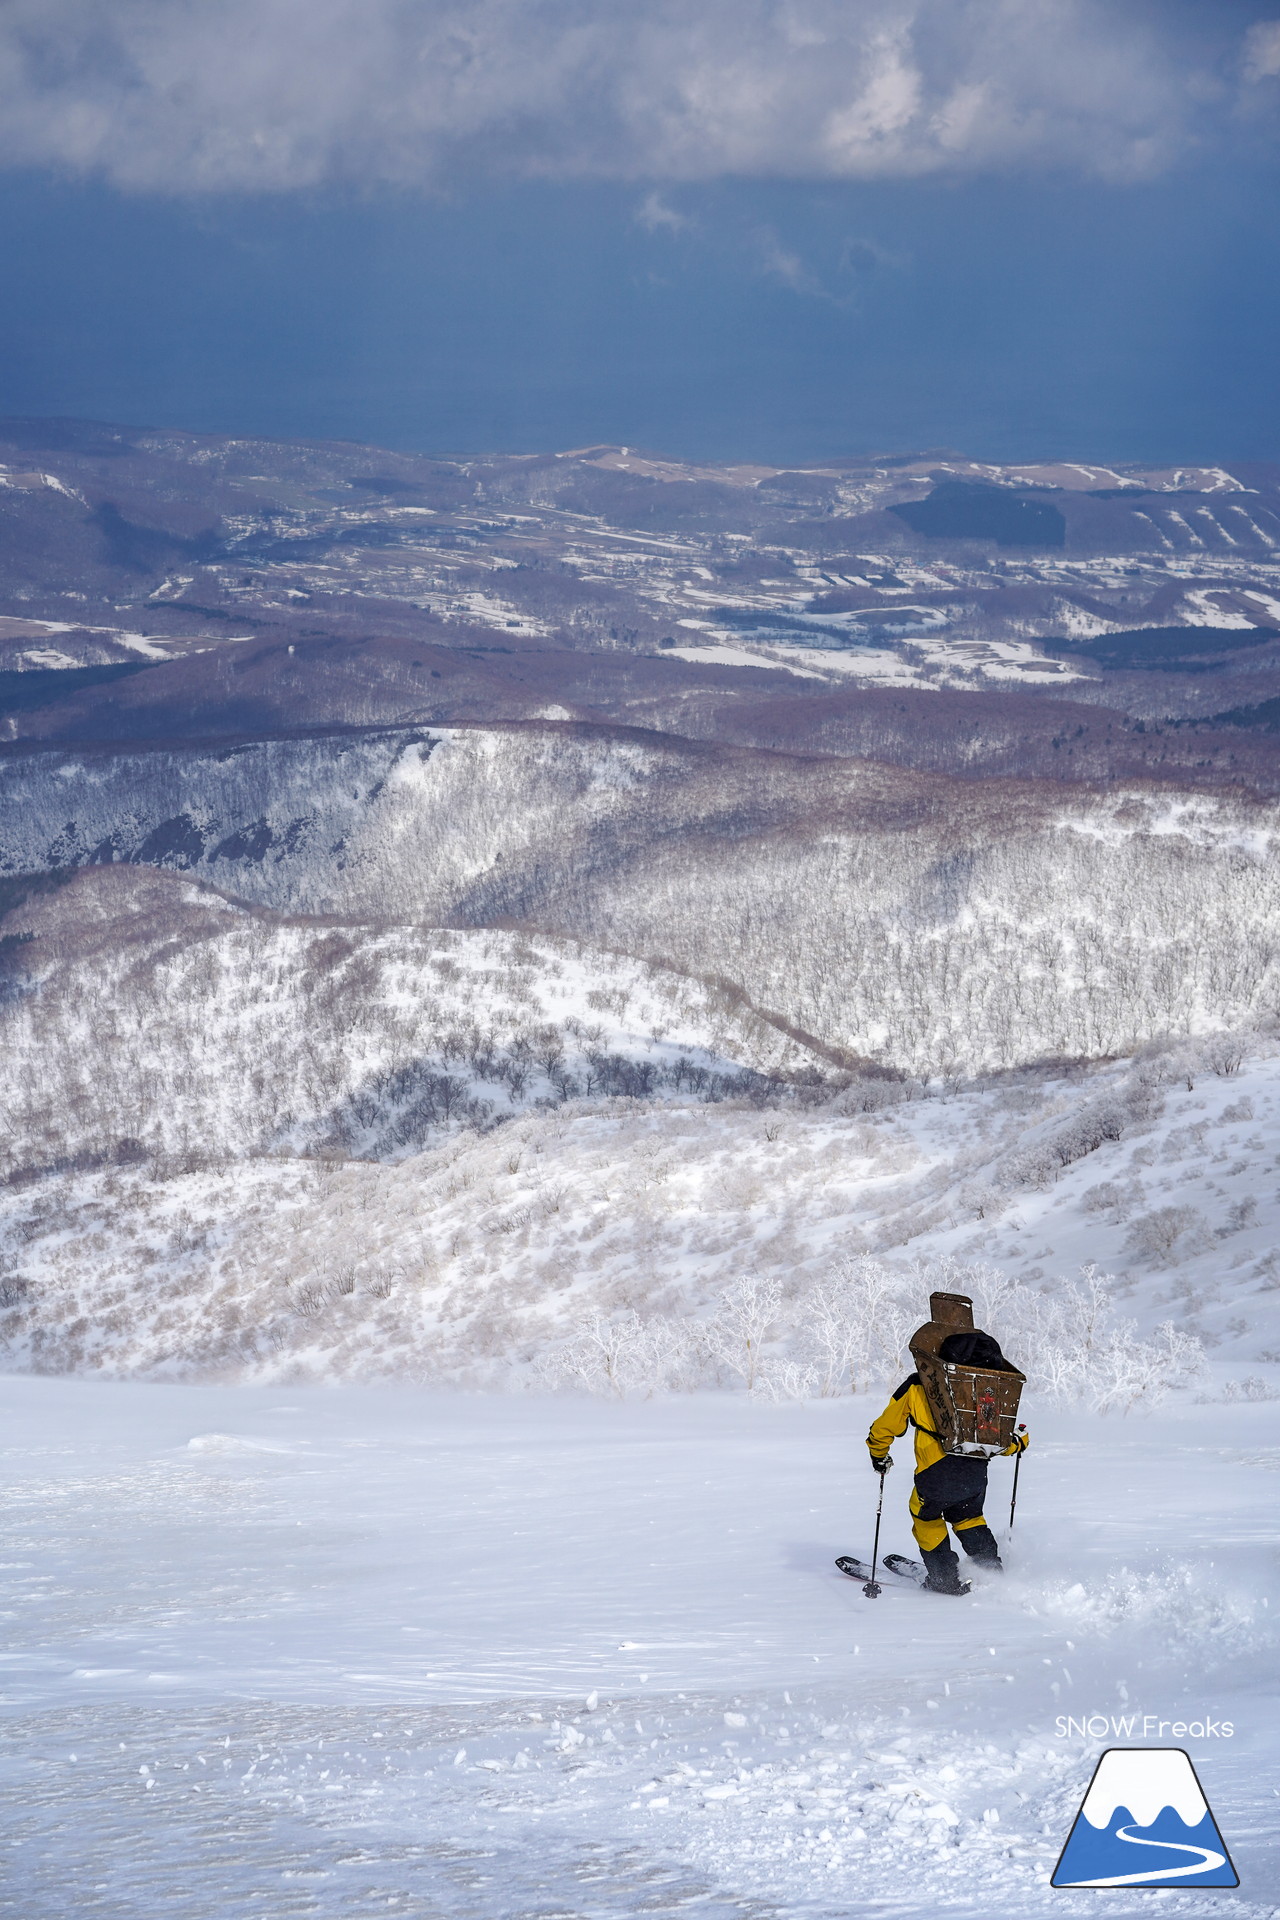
1055;1716;1235;1739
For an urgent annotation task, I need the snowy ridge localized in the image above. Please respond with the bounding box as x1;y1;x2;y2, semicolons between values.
6;1009;1280;1388
9;728;1280;1074
7;420;1280;1916
0;866;818;1179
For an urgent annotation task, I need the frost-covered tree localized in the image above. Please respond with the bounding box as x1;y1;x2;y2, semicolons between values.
704;1275;783;1392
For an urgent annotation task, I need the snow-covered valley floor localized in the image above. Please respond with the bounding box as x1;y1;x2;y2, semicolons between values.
3;1378;1277;1918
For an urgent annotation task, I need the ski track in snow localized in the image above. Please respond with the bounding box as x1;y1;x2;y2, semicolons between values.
1;1382;1278;1918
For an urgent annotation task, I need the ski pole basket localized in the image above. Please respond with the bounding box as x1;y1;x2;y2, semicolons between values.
908;1291;1026;1459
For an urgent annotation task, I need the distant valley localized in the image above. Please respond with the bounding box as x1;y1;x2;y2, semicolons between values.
2;420;1280;780
3;418;1280;1387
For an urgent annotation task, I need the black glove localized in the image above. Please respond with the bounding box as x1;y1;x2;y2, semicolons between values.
870;1454;893;1475
1007;1428;1029;1455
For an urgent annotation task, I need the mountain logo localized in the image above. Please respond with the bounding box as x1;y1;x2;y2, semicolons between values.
1051;1748;1238;1888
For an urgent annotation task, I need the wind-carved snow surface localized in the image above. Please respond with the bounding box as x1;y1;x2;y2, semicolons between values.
1;1381;1277;1919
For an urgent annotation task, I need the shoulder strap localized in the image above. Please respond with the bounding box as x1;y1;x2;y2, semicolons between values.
909;1412;944;1441
893;1373;945;1441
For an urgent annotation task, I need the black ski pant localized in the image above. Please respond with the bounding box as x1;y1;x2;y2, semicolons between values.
910;1455;1001;1588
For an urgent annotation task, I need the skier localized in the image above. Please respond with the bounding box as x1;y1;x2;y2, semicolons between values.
866;1330;1030;1595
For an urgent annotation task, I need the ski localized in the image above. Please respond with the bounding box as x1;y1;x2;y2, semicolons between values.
834;1553;889;1597
834;1552;925;1587
834;1553;918;1586
833;1553;970;1595
884;1551;970;1594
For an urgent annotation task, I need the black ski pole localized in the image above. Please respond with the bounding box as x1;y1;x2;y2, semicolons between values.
1009;1424;1027;1531
864;1470;886;1599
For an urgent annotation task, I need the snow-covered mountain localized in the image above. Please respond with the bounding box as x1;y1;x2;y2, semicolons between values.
6;425;1280;1919
5;725;1280;1075
1;864;819;1181
4;424;1280;1412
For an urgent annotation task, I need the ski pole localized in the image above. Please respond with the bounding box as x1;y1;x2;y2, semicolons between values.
1009;1424;1026;1531
864;1469;886;1599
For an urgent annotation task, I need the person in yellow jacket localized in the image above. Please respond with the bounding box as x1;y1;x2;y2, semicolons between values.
867;1370;1029;1595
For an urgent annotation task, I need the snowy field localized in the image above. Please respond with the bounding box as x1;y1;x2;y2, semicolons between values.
2;1376;1278;1918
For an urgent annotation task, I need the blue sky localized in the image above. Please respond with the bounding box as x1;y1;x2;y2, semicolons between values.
2;1;1278;464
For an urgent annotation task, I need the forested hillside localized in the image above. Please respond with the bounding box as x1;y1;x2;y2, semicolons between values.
4;423;1280;1396
4;725;1278;1074
1;1011;1272;1394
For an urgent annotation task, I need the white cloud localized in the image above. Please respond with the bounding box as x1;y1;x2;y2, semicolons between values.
1244;20;1280;79
0;0;1257;195
637;192;690;233
753;226;821;294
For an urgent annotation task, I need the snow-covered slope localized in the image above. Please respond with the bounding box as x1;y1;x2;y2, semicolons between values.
6;725;1280;1073
9;422;1280;1919
5;1016;1279;1392
2;1376;1276;1919
0;866;819;1180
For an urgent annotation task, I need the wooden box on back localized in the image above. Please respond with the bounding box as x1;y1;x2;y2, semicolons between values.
908;1290;1026;1459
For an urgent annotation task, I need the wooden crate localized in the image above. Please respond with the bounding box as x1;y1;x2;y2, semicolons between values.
914;1352;1025;1457
908;1289;1026;1458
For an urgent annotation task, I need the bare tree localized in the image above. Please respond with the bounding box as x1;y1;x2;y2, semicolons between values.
704;1275;783;1392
